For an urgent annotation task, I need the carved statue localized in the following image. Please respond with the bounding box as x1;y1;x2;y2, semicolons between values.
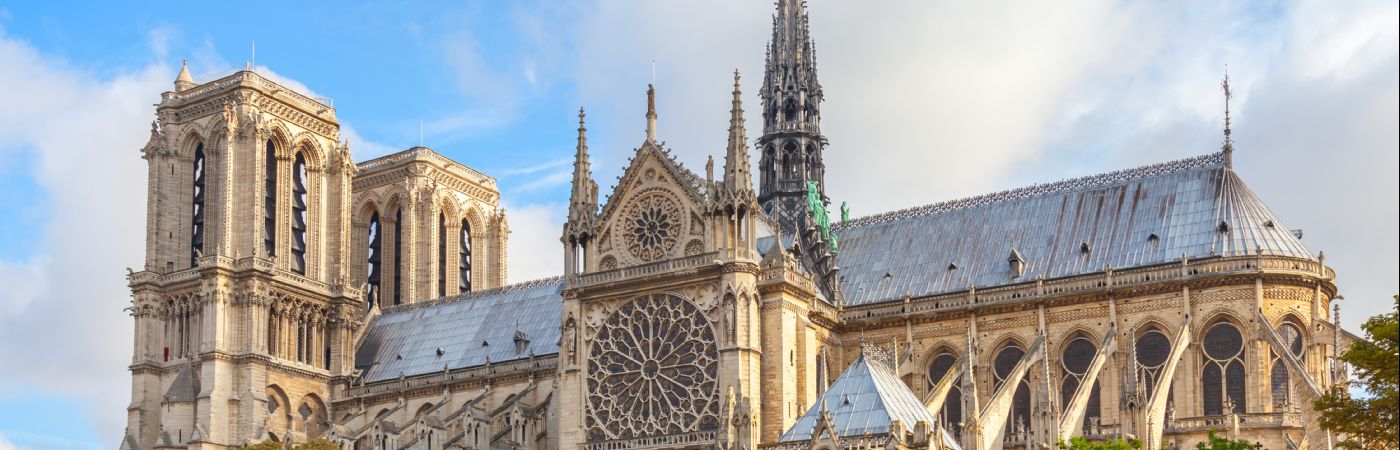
563;314;577;365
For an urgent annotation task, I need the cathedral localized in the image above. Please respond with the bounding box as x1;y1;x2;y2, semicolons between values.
122;2;1356;450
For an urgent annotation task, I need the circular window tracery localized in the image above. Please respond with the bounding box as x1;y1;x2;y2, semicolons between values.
621;194;682;262
586;293;719;442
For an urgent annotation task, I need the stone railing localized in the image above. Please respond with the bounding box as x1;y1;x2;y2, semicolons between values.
582;430;717;450
759;264;819;295
758;433;892;450
841;255;1332;323
570;252;720;287
167;70;336;118
355;147;497;187
1168;412;1301;433
128;256;338;297
338;356;556;399
762;121;821;136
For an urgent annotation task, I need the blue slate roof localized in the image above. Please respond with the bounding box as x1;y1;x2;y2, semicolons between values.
825;152;1312;306
780;348;936;442
354;277;564;383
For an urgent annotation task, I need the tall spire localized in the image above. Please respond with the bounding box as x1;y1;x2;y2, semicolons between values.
1221;66;1234;168
724;70;754;193
174;59;195;92
758;0;828;231
645;84;658;142
569;107;597;224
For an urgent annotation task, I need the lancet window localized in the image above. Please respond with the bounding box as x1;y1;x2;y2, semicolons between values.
1270;320;1305;408
290;152;308;274
925;350;963;437
993;343;1032;442
366;212;382;305
459;218;472;292
392;208;403;305
437;212;447;297
190;143;205;266
1060;333;1101;432
1202;319;1247;415
263;140;277;257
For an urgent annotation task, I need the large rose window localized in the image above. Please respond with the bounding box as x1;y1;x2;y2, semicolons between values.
586;293;719;442
621;194;681;262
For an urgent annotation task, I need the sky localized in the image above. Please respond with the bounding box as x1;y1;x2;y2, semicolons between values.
0;0;1394;448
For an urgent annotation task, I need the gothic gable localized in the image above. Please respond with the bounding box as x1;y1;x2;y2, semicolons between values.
595;142;710;269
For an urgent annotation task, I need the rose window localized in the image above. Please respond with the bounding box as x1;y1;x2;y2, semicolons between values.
586;293;719;442
622;194;681;262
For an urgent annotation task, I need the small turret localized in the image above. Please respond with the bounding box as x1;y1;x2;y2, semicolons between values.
723;70;755;194
563;107;598;277
174;59;196;92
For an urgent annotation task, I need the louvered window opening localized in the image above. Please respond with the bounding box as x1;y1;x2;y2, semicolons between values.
263;140;277;258
190;143;206;266
290;153;308;274
367;212;382;305
460;219;472;292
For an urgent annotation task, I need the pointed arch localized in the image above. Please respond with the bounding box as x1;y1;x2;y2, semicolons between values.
265;385;292;437
290;131;327;171
1200;314;1248;415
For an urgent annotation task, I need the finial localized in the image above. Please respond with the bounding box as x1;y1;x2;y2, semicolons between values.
645;84;658;142
174;59;195;92
578;106;586;127
1221;65;1234;167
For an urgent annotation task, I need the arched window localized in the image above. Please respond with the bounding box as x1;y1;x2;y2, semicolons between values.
191;143;206;266
1060;333;1101;432
784;98;797;121
926;350;963;437
438;212;447;297
392;208;403;305
290;152;308;274
783;141;797;178
263;140;277;257
459;218;472;292
1135;326;1172;394
994;343;1032;440
1202;319;1247;415
366;212;382;306
1271;321;1305;408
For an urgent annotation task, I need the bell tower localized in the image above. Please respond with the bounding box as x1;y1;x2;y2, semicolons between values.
757;0;828;232
124;63;362;449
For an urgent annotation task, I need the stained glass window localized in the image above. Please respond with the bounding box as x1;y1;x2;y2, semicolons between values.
1060;334;1101;431
926;350;963;433
1202;320;1246;415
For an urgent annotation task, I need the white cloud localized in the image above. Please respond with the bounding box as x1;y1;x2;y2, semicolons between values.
501;202;566;283
0;432;20;450
0;27;166;444
562;0;1398;327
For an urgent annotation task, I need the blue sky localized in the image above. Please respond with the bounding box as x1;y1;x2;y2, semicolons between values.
0;1;1395;449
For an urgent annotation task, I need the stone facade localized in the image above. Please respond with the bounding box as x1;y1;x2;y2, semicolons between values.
123;3;1354;450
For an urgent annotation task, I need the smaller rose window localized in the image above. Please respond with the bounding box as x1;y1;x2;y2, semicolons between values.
622;194;681;262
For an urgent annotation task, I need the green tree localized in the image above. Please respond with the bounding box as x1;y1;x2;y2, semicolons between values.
1314;295;1400;450
1192;430;1255;450
1056;436;1142;450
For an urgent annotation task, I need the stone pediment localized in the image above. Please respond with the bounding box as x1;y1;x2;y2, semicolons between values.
595;141;711;268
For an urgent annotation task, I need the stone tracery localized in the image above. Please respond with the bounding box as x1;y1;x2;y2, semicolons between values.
586;293;719;443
